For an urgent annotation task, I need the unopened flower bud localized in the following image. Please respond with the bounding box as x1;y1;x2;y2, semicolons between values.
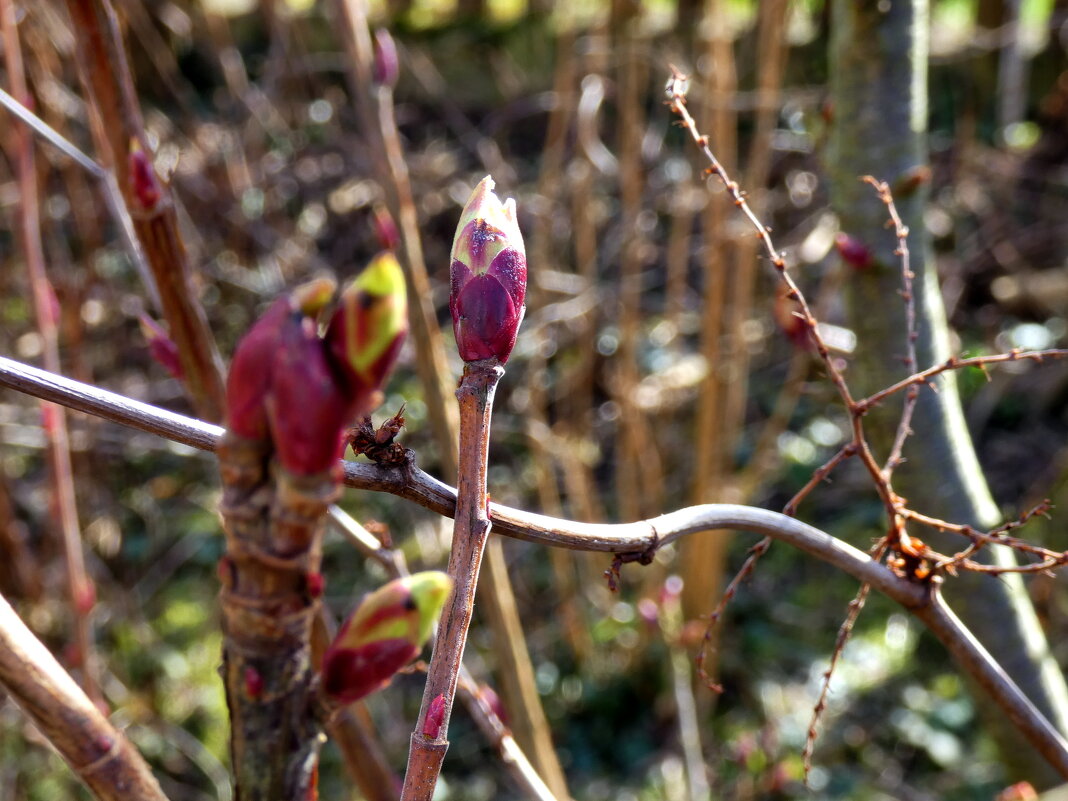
372;28;399;89
226;278;336;441
449;176;527;363
266;313;351;476
321;572;452;705
325;252;408;411
139;313;184;379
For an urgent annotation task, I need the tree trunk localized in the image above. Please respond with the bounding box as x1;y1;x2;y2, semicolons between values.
829;0;1068;786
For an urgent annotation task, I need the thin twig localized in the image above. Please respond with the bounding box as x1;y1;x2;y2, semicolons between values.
401;361;504;801
863;177;919;478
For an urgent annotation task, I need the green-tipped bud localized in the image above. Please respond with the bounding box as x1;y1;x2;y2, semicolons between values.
321;571;452;704
449;176;526;364
325;253;408;409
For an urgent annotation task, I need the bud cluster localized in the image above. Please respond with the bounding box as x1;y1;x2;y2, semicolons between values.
225;254;408;475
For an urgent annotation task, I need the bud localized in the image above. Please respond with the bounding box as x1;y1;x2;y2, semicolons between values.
372;28;399;89
449;176;527;364
226;277;336;441
321;572;452;705
423;693;446;739
128;139;162;212
834;232;872;271
325;252;408;412
372;204;400;252
139;313;184;379
772;284;811;350
266;312;352;476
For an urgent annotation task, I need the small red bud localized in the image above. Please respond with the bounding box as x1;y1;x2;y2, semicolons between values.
423;693;446;739
74;580;96;615
40;402;60;434
244;666;264;699
478;685;506;725
372;204;400;252
43;279;60;328
139;313;184;379
93;734;116;757
128;140;162;212
306;572;325;598
772;285;811;349
834;232;873;271
372;29;399;89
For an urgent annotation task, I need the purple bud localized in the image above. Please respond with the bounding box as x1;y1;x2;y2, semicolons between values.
225;278;336;441
372;29;399;89
449;176;527;364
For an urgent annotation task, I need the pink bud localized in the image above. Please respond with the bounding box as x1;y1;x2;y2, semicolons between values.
423;693;446;739
834;232;872;271
225;278;336;441
372;204;400;252
372;29;399;89
478;685;506;725
244;666;264;699
266;313;352;476
139;313;184;379
306;572;325;599
321;638;419;704
128;140;162;212
449;176;527;364
74;580;96;615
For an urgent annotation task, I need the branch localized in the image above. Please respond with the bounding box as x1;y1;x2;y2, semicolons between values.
0;592;169;801
1;355;1067;777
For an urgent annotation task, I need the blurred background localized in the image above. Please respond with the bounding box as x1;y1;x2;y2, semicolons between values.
0;0;1067;798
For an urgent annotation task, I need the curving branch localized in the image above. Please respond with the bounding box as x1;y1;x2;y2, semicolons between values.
0;354;1067;778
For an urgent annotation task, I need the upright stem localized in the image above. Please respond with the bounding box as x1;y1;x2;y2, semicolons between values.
400;360;503;801
1;0;98;704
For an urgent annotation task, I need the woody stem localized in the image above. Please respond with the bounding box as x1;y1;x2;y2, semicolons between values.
400;359;503;801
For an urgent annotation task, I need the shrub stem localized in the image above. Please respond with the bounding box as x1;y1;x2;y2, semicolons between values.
400;360;503;801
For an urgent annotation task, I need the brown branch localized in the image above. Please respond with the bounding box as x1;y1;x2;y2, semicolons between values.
402;361;503;801
0;592;169;801
1;356;1067;778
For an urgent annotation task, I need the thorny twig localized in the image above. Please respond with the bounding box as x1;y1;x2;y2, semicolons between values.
864;176;919;478
666;65;1068;774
